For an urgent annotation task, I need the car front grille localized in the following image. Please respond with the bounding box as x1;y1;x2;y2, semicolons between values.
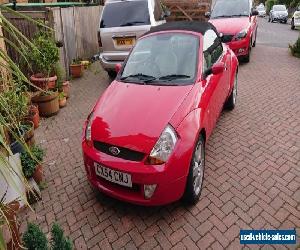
222;34;234;43
94;141;146;162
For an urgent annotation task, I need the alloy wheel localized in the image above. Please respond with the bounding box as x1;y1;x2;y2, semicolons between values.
192;141;204;196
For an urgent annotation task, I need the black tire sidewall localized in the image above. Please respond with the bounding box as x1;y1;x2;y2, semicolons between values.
183;135;205;204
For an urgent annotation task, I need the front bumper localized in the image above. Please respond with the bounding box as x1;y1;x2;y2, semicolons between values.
273;16;288;22
227;38;250;57
99;52;129;71
82;141;191;206
294;18;300;27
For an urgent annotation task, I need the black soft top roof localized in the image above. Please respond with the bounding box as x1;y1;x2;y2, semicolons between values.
144;21;219;36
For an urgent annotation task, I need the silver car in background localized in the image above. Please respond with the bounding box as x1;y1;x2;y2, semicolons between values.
256;5;266;17
98;0;168;77
269;5;288;23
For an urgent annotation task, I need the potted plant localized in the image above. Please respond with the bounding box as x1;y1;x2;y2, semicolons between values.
32;91;60;117
25;105;40;129
58;92;67;108
55;63;71;98
22;223;48;250
20;145;45;184
0;89;29;154
70;58;83;78
20;121;35;146
51;223;73;250
289;36;300;58
27;31;59;90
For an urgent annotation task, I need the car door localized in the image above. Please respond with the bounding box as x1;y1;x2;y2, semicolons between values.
201;30;228;136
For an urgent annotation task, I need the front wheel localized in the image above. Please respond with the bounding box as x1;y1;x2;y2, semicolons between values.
183;135;205;205
225;72;238;111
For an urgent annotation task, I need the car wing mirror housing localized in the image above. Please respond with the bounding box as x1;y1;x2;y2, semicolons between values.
211;62;225;75
115;63;122;73
205;11;211;18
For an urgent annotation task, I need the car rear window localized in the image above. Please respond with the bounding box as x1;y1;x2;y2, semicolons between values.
100;1;151;28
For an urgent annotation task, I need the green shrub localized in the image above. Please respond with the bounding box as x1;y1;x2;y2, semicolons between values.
27;31;59;76
21;145;44;178
266;0;278;14
51;223;73;250
22;223;73;250
289;36;300;58
22;223;48;250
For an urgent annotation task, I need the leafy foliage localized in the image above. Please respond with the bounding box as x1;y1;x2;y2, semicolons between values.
289;36;300;58
20;145;44;178
26;31;59;76
54;63;66;91
51;223;73;250
22;223;48;250
0;87;29;129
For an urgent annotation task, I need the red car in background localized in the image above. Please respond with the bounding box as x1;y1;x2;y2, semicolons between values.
82;22;239;206
208;0;258;62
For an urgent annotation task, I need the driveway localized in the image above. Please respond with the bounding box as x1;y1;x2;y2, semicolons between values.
21;18;300;249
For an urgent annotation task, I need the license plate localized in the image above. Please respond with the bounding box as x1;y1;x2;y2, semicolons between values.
115;38;135;46
95;163;132;187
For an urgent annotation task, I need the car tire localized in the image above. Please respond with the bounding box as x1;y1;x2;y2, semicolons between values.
183;135;205;205
243;43;251;63
225;72;238;111
291;19;295;30
252;30;257;47
268;17;271;22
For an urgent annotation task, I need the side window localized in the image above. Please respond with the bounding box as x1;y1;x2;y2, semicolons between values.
203;29;223;72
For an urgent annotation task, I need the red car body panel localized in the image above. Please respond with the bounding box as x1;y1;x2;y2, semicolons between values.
210;16;258;57
82;29;239;206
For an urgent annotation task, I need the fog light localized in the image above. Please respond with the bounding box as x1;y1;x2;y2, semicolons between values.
144;184;157;199
238;48;245;53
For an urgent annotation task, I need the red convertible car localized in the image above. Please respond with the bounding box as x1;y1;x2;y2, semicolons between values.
82;22;239;206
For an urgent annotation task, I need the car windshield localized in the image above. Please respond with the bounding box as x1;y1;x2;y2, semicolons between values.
119;33;199;86
100;1;150;28
211;0;250;18
273;5;287;11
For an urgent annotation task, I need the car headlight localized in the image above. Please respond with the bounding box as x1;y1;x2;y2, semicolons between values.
85;112;94;145
147;125;178;165
233;29;247;41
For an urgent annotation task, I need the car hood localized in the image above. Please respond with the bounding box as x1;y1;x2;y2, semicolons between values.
273;11;288;15
209;17;250;35
91;81;193;153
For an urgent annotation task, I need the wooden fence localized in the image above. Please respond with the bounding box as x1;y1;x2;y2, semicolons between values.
162;0;211;21
3;5;102;77
52;6;102;76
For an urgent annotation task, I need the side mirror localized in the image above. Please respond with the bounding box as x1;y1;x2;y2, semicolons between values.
211;62;225;75
205;12;211;18
115;63;122;73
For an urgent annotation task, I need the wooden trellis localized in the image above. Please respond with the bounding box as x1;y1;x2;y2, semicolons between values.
162;0;211;21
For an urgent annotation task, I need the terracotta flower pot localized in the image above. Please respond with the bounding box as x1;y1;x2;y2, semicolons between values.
32;92;60;117
30;74;57;90
59;97;67;108
70;64;83;78
33;164;43;184
25;105;40;129
62;81;70;98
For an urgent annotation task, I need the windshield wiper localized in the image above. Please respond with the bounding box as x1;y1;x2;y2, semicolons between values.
159;74;191;81
120;21;145;27
120;73;156;83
